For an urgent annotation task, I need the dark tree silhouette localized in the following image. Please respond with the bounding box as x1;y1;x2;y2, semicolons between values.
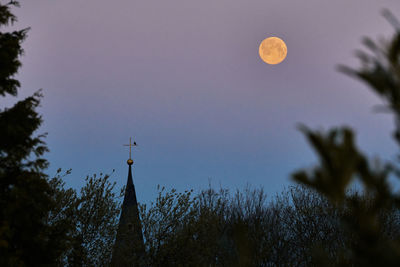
294;10;400;267
0;1;70;266
48;171;121;267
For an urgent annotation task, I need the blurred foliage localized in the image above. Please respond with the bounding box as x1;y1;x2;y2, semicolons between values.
293;9;400;267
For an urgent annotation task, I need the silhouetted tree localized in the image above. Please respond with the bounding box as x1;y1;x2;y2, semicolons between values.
0;1;70;265
293;10;400;267
52;177;400;266
49;170;121;267
138;184;352;267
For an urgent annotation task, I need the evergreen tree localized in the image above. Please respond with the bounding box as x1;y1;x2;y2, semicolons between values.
0;1;69;265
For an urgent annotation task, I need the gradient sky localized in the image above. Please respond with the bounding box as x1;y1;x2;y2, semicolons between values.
7;0;400;203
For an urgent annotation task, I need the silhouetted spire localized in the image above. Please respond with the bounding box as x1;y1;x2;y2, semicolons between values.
111;139;144;266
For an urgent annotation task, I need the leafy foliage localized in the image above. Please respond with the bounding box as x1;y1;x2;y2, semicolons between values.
293;10;400;267
138;185;357;266
49;170;121;267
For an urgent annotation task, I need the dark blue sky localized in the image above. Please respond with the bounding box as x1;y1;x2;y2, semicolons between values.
7;0;400;203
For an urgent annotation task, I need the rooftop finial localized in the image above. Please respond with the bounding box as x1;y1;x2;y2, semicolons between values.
123;137;137;165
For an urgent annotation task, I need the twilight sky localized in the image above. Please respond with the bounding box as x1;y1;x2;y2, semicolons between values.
7;0;400;203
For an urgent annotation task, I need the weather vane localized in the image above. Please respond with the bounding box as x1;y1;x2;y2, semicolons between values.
123;137;137;165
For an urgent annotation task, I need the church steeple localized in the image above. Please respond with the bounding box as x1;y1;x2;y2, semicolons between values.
111;138;144;266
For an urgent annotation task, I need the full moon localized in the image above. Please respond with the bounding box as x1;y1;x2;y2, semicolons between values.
259;37;287;65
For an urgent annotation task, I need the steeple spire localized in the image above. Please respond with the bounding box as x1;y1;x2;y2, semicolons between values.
111;138;144;266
